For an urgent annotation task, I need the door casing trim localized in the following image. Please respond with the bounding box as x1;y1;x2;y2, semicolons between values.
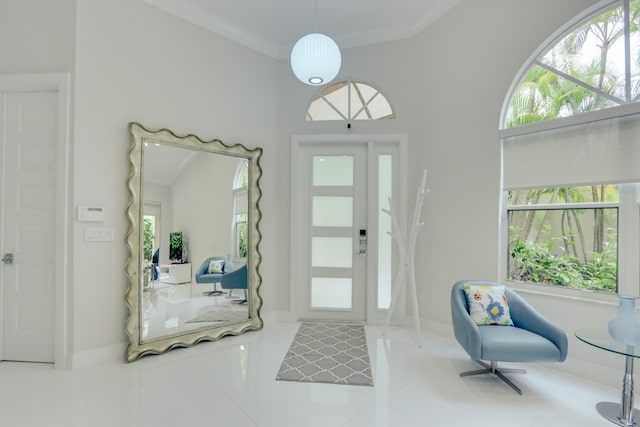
0;73;71;369
290;134;408;323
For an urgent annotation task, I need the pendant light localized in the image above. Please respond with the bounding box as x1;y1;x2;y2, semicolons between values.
290;0;341;86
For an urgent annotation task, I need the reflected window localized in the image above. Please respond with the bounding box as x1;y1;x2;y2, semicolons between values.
233;161;249;258
306;80;395;121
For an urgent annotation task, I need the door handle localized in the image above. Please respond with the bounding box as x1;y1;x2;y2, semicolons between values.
1;253;14;264
355;229;367;256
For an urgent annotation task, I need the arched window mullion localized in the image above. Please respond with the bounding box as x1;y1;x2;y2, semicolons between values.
306;80;395;122
321;95;348;120
502;0;640;129
354;92;382;120
534;59;625;105
624;0;632;102
352;85;379;119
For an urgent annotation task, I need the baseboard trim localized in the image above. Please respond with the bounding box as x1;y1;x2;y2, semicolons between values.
69;342;127;370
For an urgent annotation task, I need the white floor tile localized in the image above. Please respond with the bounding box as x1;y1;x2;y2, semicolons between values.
0;320;622;427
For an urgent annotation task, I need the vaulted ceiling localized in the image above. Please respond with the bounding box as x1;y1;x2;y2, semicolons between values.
141;0;462;59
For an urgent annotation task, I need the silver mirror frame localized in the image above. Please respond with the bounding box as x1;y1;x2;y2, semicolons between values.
124;122;263;362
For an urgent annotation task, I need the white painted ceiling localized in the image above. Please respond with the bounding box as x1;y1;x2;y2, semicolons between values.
141;0;461;60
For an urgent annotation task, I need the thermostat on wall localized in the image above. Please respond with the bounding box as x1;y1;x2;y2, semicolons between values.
78;205;105;222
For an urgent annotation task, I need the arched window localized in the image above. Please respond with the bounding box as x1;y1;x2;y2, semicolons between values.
232;160;248;258
500;0;640;297
503;0;640;129
306;80;395;121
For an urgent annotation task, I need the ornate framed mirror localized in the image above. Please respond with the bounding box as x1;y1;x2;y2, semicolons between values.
125;122;263;362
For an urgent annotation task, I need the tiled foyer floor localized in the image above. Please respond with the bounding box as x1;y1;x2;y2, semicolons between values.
0;321;618;426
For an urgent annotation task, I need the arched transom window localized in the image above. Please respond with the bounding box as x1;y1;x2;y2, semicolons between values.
306;80;395;121
504;0;640;129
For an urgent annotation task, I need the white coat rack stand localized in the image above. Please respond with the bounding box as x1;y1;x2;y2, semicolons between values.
382;169;429;347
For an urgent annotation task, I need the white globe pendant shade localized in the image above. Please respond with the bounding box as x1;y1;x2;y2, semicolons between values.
290;33;341;86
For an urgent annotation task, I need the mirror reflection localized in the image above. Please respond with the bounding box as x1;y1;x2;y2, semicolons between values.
125;123;263;362
141;142;249;341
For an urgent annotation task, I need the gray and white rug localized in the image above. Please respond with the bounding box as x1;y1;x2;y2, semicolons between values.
276;322;373;386
185;310;248;323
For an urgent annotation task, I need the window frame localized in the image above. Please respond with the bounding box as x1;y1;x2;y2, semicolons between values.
306;80;395;122
500;183;640;298
500;0;640;137
499;0;640;298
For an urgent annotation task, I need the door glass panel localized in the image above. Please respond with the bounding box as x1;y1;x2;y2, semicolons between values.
311;278;352;308
312;237;352;268
378;155;393;309
313;196;353;227
313;156;353;186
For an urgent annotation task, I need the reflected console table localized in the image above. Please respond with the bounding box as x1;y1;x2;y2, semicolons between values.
159;263;191;284
576;328;640;426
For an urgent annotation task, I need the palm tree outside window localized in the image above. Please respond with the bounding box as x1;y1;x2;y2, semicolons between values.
501;0;640;295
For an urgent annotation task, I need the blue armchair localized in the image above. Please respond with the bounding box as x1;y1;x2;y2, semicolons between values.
221;264;248;304
195;256;225;296
451;280;568;394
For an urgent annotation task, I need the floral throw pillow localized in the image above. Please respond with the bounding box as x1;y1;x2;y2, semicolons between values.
208;259;225;274
463;284;514;326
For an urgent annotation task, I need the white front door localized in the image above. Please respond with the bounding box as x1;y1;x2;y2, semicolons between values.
0;90;58;362
298;143;367;321
291;135;407;323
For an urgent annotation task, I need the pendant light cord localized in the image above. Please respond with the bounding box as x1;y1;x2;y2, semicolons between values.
314;0;318;33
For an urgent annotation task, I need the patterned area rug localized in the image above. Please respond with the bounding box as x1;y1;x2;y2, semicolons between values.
185;310;248;323
276;322;373;386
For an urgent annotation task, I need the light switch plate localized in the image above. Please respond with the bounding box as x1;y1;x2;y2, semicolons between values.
85;227;114;242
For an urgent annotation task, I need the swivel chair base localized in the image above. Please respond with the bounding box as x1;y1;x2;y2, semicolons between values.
460;360;526;395
203;283;225;296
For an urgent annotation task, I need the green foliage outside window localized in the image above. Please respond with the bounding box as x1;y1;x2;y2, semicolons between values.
236;213;248;258
143;216;154;262
508;186;618;292
509;223;617;293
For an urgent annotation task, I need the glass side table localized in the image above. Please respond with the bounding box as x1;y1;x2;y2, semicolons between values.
576;328;640;427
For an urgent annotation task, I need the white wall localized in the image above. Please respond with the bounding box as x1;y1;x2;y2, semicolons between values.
276;0;629;375
0;0;76;74
3;0;630;377
170;152;239;272
409;0;625;374
73;0;278;355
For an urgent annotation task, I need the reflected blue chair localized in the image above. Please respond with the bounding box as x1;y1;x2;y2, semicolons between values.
451;280;568;394
195;256;225;296
221;264;248;304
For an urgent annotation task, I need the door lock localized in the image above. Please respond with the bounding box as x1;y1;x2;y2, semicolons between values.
356;229;367;256
1;253;14;264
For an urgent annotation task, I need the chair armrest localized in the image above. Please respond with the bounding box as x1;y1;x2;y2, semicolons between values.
451;281;482;360
506;288;568;361
221;265;247;290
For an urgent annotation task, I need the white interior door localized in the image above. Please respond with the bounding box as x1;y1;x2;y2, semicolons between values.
1;90;58;362
296;143;368;321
